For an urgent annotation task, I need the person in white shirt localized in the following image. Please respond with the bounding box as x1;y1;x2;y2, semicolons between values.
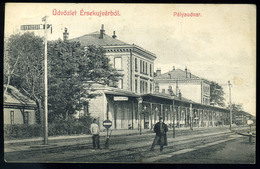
90;118;100;149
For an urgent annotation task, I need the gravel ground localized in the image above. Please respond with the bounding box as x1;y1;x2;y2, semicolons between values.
158;135;256;164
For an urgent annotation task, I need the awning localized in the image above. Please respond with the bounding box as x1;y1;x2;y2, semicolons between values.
105;89;140;98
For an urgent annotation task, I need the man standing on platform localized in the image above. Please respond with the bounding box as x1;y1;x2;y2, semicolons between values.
150;117;168;152
90;118;100;149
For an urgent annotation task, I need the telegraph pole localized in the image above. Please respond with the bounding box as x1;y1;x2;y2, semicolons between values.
43;16;48;145
228;80;232;131
20;17;50;145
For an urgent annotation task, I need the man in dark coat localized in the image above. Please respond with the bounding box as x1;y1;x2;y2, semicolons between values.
150;117;168;152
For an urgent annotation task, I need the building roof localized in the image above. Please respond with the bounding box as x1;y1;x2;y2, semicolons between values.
173;95;197;103
3;85;37;109
70;31;129;47
69;26;156;59
155;68;200;80
142;93;174;100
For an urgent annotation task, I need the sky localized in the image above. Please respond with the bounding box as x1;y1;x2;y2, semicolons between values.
5;3;256;116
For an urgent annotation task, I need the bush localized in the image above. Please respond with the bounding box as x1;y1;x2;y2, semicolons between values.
48;117;92;136
4;124;41;140
4;117;93;140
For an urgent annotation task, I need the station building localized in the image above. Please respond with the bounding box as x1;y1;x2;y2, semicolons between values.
70;25;230;131
154;67;211;105
70;25;156;130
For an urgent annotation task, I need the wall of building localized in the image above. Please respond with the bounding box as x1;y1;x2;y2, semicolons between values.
132;52;154;94
178;82;201;103
106;52;131;91
88;93;105;129
157;81;201;103
106;49;154;94
4;108;35;125
106;96;138;130
88;93;139;130
202;83;210;105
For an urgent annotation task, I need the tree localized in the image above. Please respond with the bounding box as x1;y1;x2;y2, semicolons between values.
227;103;247;125
47;41;120;122
4;32;45;124
210;81;225;107
5;33;120;124
227;103;243;112
3;39;21;97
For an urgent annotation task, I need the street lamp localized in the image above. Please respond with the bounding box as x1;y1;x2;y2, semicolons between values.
228;80;232;130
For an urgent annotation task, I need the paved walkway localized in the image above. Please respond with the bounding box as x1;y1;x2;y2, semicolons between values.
5;125;206;144
4;125;250;153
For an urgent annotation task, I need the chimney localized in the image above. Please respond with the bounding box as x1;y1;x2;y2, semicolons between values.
156;68;161;76
155;83;159;93
63;27;69;41
172;66;175;71
99;24;105;39
179;90;182;100
168;73;171;79
112;31;117;39
185;66;188;78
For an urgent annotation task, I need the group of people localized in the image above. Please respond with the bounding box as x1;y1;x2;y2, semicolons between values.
90;117;168;151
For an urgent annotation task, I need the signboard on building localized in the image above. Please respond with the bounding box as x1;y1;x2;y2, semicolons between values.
20;24;51;31
114;96;128;101
20;24;44;30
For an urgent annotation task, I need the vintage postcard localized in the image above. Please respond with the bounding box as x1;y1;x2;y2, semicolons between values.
3;3;256;164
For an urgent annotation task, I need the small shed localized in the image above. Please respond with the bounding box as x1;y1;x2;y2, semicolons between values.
4;85;37;125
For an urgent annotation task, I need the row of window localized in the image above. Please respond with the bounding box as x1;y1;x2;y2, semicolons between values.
10;111;29;124
114;56;153;78
203;98;210;105
140;80;148;94
135;58;153;77
203;86;210;95
135;79;153;94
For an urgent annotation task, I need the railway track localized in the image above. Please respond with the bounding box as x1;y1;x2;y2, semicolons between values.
5;126;251;162
54;130;234;162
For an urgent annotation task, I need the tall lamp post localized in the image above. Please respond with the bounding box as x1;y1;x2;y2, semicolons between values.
228;80;232;130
